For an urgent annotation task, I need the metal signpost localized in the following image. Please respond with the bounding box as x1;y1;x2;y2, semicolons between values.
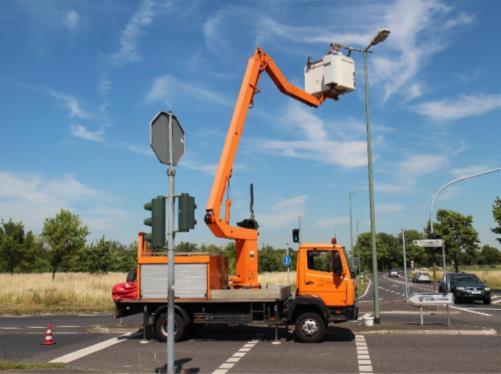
283;252;291;284
401;229;409;302
150;111;185;374
408;293;453;327
413;239;446;291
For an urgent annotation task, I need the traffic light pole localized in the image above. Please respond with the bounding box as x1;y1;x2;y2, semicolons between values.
166;116;175;374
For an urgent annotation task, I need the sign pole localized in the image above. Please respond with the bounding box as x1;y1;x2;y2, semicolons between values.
441;242;447;277
420;306;423;326
287;246;290;285
401;229;409;302
166;113;175;374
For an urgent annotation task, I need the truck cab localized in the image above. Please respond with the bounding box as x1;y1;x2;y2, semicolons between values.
287;242;357;342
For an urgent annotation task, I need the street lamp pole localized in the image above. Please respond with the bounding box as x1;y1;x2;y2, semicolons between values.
349;192;356;262
429;166;501;274
339;28;390;324
362;29;389;325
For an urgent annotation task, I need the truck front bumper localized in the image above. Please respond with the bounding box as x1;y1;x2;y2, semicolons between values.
328;305;358;323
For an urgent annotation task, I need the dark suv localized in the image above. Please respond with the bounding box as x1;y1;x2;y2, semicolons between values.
443;273;491;304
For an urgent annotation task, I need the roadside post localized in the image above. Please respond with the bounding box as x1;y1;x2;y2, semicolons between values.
408;293;453;327
283;249;292;285
150;111;185;374
401;229;409;302
413;239;445;291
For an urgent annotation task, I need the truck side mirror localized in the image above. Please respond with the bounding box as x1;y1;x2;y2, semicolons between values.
332;251;343;276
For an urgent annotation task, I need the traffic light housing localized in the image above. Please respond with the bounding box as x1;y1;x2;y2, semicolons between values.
144;196;166;250
178;193;197;232
292;228;300;243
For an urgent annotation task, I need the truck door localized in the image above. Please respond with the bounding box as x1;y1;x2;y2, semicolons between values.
301;248;347;307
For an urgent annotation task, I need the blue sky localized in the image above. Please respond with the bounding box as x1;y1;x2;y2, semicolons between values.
1;0;500;250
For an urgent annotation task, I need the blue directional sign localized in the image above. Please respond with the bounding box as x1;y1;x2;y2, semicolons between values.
283;255;291;267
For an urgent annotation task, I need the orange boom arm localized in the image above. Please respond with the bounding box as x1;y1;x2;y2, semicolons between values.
204;48;328;288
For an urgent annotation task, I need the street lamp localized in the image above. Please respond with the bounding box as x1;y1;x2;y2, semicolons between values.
429;167;501;273
343;28;390;325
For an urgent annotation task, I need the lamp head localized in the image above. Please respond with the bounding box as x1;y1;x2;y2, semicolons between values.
369;28;390;47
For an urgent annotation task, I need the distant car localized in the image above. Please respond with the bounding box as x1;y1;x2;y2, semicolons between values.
446;273;491;304
388;269;400;278
412;272;431;283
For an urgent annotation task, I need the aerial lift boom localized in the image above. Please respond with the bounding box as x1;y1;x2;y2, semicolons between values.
205;47;353;288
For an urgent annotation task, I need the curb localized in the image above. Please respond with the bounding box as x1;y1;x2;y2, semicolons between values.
360;328;497;336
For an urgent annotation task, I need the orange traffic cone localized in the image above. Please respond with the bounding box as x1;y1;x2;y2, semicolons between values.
42;323;55;345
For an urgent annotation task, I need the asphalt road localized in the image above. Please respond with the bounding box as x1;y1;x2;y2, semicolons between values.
2;274;501;373
359;273;501;330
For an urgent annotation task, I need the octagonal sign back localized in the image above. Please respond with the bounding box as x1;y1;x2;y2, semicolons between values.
150;112;185;166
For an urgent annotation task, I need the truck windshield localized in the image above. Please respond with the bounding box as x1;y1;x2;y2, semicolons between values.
342;247;356;278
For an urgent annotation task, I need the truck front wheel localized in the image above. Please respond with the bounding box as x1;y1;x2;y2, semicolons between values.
294;312;326;343
154;312;185;342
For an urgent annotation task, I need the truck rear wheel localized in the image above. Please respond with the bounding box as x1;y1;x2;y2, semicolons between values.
294;312;326;343
154;312;185;342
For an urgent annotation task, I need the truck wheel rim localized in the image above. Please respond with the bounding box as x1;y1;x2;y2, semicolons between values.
161;321;177;337
301;318;318;336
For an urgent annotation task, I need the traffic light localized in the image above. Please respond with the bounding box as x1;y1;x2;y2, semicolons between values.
292;228;300;243
144;196;166;249
178;193;197;232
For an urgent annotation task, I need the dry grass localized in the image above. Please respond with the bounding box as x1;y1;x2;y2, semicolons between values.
259;271;296;288
0;272;125;315
413;268;501;288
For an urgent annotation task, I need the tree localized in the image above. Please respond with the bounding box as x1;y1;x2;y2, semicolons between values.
0;220;49;273
42;209;89;279
478;245;501;265
492;197;501;244
433;209;480;272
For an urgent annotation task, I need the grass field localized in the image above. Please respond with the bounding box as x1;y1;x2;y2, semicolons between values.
0;272;296;315
0;272;125;315
1;268;498;315
412;267;501;288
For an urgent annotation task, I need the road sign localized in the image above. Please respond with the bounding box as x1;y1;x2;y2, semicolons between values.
412;239;444;247
409;293;453;305
150;111;185;166
283;255;291;267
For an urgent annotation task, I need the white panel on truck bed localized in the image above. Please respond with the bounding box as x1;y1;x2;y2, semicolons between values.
141;263;207;298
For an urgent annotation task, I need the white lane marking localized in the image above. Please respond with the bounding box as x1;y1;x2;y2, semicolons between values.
493;299;501;304
49;332;134;363
449;305;491;317
355;334;373;374
0;327;20;330
468;307;501;311
212;339;259;374
58;325;83;328
359;278;372;299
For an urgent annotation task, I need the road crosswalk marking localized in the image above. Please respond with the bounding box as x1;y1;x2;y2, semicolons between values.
212;339;259;374
355;334;373;374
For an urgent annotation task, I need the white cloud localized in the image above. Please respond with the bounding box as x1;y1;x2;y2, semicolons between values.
203;1;474;102
49;90;88;119
315;216;350;229
412;94;501;121
70;124;104;142
0;170;131;240
397;154;448;177
146;75;230;107
109;0;173;65
376;203;403;214
182;160;218;175
98;75;112;96
123;144;153;156
258;195;307;228
451;165;493;179
257;103;367;169
63;9;79;31
376;153;449;193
